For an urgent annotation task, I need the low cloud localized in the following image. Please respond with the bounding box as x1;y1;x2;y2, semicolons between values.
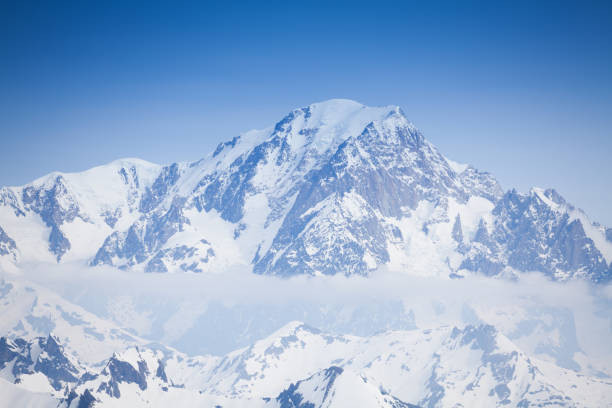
2;262;611;372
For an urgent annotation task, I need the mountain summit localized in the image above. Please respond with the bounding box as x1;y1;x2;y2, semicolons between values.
0;99;610;281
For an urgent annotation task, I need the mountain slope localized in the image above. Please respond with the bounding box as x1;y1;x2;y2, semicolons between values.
266;366;418;408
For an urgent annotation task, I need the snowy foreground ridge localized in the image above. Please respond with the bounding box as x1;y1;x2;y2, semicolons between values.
1;99;612;407
1;283;611;408
1;98;611;281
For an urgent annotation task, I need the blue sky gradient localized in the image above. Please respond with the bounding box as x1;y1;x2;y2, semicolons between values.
1;1;611;224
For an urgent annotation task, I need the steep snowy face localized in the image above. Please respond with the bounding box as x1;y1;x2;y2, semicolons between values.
0;99;610;281
266;366;418;408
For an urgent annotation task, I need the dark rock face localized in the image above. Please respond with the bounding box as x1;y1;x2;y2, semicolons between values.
0;335;81;391
194;139;264;223
276;381;314;408
34;335;80;390
144;244;211;273
92;197;190;269
452;215;463;244
155;359;168;382
457;166;503;202
5;338;35;377
76;389;97;408
0;337;23;370
275;366;343;408
0;226;17;258
65;388;98;408
49;226;71;262
213;135;241;158
21;176;79;261
461;189;610;282
102;208;122;228
0;188;25;217
140;163;181;213
98;355;149;398
422;355;445;408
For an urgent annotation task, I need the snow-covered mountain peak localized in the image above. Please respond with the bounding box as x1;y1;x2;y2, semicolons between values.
207;99;404;165
268;98;409;156
266;320;319;338
529;187;570;210
446;158;470;174
26;158;160;189
306;97;364;109
246;321;334;359
1;99;610;281
266;365;418;408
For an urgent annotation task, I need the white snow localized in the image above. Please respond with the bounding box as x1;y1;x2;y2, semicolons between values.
0;377;57;408
571;211;612;264
446;158;469;174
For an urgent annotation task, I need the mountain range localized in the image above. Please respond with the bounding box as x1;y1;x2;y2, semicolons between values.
2;311;610;407
0;99;610;282
1;99;611;407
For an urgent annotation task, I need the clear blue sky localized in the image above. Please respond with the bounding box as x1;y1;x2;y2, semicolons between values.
1;1;611;225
